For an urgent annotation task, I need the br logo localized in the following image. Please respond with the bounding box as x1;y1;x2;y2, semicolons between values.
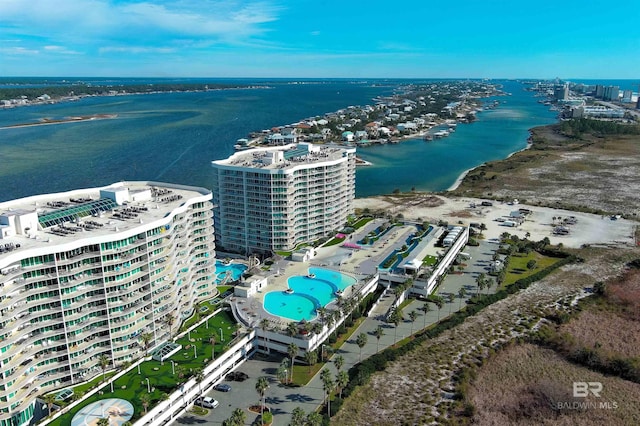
573;382;603;398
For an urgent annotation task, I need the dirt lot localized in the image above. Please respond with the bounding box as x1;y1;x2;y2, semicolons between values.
354;194;637;249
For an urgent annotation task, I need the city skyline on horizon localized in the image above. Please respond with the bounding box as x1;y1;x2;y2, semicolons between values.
1;0;639;79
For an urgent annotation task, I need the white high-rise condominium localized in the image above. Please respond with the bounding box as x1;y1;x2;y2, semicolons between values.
0;182;215;426
211;143;356;255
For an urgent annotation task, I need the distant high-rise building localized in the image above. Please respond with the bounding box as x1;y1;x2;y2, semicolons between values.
211;143;356;255
554;84;569;100
595;85;605;98
0;182;215;426
622;90;633;103
603;86;620;102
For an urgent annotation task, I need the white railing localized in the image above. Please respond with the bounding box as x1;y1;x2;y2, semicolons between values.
137;330;256;425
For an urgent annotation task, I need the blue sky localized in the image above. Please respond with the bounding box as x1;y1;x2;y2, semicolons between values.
1;0;638;78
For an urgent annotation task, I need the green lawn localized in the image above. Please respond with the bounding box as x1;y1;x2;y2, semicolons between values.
352;217;373;229
503;252;562;287
324;236;346;247
51;310;238;425
422;255;438;266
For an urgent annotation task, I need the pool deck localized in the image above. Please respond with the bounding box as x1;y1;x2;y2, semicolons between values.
230;219;443;330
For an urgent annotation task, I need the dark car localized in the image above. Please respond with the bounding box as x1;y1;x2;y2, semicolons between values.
214;383;232;392
235;371;249;381
226;371;249;382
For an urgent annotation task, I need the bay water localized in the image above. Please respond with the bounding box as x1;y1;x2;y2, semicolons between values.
0;78;584;202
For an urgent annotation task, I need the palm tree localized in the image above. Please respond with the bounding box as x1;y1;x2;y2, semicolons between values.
287;343;298;383
195;368;204;398
373;326;384;352
320;368;334;415
334;354;344;371
486;278;495;293
231;408;246;425
304;350;317;373
286;322;298;338
210;334;216;359
260;318;270;354
447;293;455;314
140;393;151;415
336;370;349;399
277;358;289;384
356;332;368;361
434;297;444;320
97;418;109;426
165;313;176;338
140;332;153;356
306;412;323;426
388;308;402;343
290;407;306;426
317;306;327;324
255;376;269;419
458;287;467;309
476;272;486;296
312;322;323;336
420;303;431;328
408;310;418;334
98;354;110;383
43;394;56;417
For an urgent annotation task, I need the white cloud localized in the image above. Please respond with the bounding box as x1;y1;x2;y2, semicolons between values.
0;0;281;44
0;46;39;55
99;46;176;54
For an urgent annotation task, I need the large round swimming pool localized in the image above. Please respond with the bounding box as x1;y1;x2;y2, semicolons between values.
263;267;357;321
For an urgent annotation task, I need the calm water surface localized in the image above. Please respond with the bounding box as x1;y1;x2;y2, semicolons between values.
0;79;559;201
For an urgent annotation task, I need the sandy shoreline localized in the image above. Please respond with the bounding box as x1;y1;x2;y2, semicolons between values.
446;140;534;192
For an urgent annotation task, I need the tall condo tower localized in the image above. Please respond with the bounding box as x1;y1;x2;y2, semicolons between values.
211;143;356;255
0;182;215;426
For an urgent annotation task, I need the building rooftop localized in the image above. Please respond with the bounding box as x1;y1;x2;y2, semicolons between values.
0;181;212;264
212;143;355;171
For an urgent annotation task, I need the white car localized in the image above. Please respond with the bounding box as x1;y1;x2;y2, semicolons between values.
194;396;219;409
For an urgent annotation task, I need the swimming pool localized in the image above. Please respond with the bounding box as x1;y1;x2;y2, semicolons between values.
263;267;357;321
215;261;247;284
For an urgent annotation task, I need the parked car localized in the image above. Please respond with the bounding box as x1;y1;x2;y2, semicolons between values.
226;371;249;382
234;371;249;381
214;383;232;392
194;397;219;409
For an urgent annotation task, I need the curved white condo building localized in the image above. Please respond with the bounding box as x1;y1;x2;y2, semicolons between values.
211;143;356;255
0;182;215;426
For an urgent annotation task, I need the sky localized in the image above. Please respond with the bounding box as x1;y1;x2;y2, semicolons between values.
1;0;639;78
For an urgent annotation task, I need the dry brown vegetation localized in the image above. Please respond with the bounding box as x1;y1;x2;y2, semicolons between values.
558;267;640;359
467;343;640;426
332;248;638;425
451;125;640;216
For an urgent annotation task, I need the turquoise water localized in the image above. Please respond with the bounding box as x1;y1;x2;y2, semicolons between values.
263;267;356;321
215;261;247;284
355;80;559;196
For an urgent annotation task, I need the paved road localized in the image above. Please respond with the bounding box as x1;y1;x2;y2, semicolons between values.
176;241;499;425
